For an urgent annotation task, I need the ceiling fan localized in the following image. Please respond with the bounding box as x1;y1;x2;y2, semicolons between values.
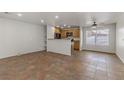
87;16;105;28
92;21;97;28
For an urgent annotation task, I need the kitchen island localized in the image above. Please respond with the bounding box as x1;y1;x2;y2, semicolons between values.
47;39;72;56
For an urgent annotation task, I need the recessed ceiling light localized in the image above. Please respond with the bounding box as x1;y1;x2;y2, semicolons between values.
41;19;44;23
55;15;59;19
17;13;22;17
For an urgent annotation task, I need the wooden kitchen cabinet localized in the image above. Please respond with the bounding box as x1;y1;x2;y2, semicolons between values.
74;41;80;50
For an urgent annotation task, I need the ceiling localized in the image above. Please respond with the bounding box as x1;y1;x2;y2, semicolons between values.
0;12;122;26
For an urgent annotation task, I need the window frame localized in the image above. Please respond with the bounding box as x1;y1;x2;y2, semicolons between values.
86;28;110;46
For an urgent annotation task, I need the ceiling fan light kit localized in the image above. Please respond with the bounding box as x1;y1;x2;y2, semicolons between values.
91;21;97;28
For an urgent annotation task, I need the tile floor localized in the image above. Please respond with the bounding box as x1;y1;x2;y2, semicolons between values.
0;50;124;80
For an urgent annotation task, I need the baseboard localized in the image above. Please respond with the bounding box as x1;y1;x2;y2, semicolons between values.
0;49;45;60
116;53;124;63
82;49;115;54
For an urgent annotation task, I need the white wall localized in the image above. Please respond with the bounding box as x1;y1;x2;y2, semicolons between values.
82;24;116;53
47;25;55;39
116;14;124;63
47;39;71;56
80;26;83;51
0;18;45;59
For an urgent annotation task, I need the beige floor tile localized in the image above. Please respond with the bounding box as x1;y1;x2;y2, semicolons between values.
0;50;123;80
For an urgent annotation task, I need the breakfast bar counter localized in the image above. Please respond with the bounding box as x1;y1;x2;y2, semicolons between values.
47;39;72;56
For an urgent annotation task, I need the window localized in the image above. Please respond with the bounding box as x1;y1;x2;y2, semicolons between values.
86;30;96;45
96;29;109;46
86;29;109;46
